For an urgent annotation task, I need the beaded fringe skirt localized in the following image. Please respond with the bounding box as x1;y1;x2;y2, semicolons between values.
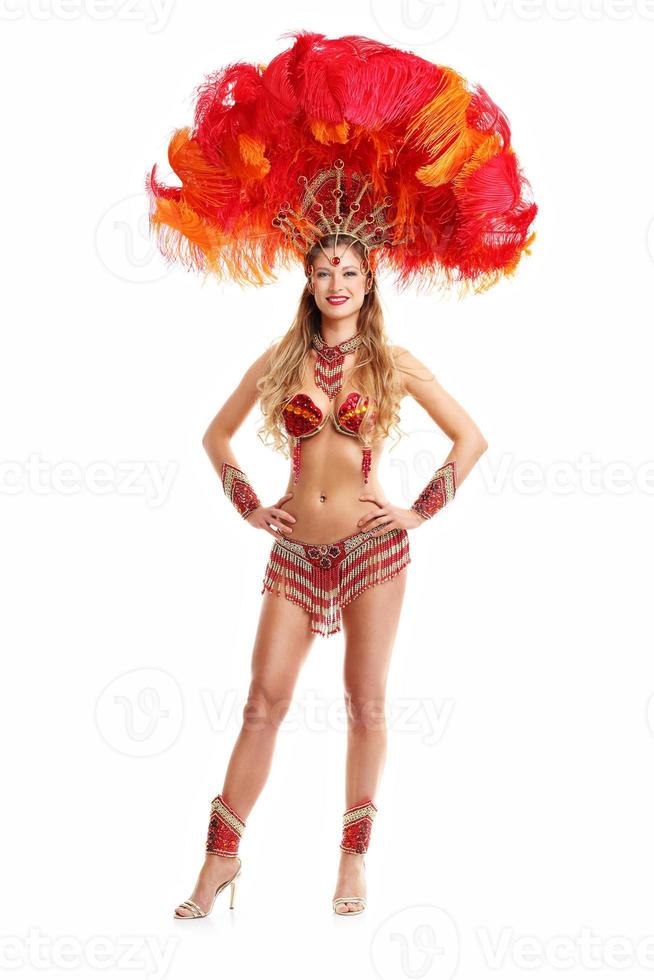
261;523;411;638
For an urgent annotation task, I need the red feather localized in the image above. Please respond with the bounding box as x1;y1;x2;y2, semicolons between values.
146;30;538;294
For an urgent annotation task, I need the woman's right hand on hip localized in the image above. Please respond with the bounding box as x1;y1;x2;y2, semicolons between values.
245;492;297;538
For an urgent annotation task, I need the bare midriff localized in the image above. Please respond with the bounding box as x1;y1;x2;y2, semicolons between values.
282;426;386;542
279;350;391;543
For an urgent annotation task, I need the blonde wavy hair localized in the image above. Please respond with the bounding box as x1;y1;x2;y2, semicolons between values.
256;235;407;459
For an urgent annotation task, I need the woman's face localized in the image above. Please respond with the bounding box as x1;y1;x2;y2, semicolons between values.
309;243;369;319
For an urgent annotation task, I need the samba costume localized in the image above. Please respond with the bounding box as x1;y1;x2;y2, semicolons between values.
147;31;537;913
268;318;413;637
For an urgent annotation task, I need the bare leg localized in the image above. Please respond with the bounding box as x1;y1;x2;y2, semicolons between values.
175;591;315;915
333;568;408;912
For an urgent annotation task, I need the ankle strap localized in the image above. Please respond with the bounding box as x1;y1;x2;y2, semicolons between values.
340;799;377;854
206;793;246;856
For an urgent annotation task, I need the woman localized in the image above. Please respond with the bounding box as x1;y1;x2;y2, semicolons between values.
173;231;488;918
148;35;537;922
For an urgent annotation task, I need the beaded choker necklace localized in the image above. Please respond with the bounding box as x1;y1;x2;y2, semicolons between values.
311;329;362;399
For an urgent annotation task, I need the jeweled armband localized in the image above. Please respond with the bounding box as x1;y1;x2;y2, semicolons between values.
221;461;262;519
410;459;457;520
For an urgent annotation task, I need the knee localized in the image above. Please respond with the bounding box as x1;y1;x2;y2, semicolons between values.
343;687;387;731
243;679;292;730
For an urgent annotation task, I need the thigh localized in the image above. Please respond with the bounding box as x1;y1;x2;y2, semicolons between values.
341;567;408;694
248;589;316;708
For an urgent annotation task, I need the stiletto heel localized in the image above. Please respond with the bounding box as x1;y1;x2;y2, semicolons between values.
332;799;377;916
174;858;241;919
174;793;246;920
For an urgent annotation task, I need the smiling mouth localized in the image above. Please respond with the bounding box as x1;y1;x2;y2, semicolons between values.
327;296;348;302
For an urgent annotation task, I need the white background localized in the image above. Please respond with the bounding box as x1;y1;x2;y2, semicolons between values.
2;2;654;979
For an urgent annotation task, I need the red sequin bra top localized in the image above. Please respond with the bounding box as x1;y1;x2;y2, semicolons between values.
282;390;378;485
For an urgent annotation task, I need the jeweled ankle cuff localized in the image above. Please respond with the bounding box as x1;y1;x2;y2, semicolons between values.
206;794;246;856
340;799;378;854
220;461;262;519
410;459;457;520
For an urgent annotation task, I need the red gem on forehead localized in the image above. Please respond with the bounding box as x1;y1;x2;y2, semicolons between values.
331;256;340;265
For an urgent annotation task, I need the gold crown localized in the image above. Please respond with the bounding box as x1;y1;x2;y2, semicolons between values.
271;158;407;275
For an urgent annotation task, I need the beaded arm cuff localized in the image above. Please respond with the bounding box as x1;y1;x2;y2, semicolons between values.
410;459;457;520
221;461;262;519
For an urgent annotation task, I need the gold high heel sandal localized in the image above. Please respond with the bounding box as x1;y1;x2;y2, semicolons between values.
174;858;241;919
174;793;246;920
333;857;367;915
332;799;378;916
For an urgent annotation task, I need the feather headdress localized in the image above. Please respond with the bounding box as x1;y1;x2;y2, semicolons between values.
146;30;537;296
